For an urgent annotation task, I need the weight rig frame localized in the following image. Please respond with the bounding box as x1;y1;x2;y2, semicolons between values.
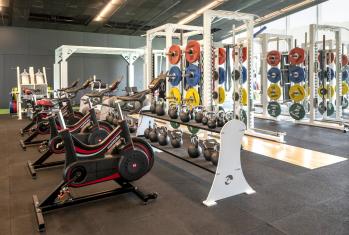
203;10;285;143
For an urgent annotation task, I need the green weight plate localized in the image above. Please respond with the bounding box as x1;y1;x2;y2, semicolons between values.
267;101;281;117
343;97;349;109
318;101;335;116
289;103;306;120
239;109;247;126
170;122;180;129
187;126;199;135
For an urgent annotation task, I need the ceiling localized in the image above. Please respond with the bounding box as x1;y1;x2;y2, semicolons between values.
0;0;325;38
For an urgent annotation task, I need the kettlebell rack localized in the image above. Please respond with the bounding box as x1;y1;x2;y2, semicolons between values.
138;110;255;207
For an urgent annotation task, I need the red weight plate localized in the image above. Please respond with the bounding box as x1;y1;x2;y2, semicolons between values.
167;44;182;65
317;51;335;65
342;54;348;66
232;47;247;63
218;48;226;65
266;50;281;66
185;40;201;63
289;47;305;65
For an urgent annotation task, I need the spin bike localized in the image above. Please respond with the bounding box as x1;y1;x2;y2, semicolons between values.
19;79;95;150
19;80;79;136
27;80;123;177
33;97;159;232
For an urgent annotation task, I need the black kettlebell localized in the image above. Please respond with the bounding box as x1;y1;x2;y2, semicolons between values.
179;105;191;122
158;127;170;146
144;121;152;139
207;112;217;129
217;110;225;127
150;99;157;113
155;98;165;116
211;143;220;166
202;139;218;161
169;130;183;148
168;104;179;119
202;113;209;125
149;124;158;142
188;135;202;158
194;106;204;123
224;111;234;122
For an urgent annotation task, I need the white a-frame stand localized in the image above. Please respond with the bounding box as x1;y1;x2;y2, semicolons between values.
203;119;255;207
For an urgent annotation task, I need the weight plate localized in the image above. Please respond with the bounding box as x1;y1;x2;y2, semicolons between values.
289;84;306;102
289;66;305;83
233;91;239;101
289;47;305;65
318;85;335;99
218;67;226;84
218;48;226;65
233;47;247;63
318;101;335;116
187;126;199;135
185;64;201;87
169;87;182;104
239;109;247;126
336;82;349;95
318;51;335;65
168;66;182;86
240;87;247;106
170;122;180;129
266;50;281;66
289;103;306;120
185;40;200;63
342;55;349;66
218;87;225;104
185;88;200;108
167;44;182;65
267;84;282;100
242;66;247;84
233;70;241;81
267;101;281;117
342;69;349;81
267;67;281;83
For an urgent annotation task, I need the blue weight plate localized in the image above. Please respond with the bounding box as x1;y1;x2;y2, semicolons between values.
267;67;281;83
185;64;201;87
289;66;305;83
327;67;335;81
218;67;226;84
342;69;349;81
168;66;182;86
242;66;247;84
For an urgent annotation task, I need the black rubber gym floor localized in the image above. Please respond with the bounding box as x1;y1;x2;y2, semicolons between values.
0;115;348;235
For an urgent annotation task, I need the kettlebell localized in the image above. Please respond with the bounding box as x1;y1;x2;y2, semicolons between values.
202;139;218;161
202;113;209;125
158;126;170;146
155;98;166;116
194;106;205;123
211;143;220;166
150;99;157;113
187;135;202;158
217;110;225;127
207;112;217;129
169;130;183;148
127;119;137;133
144;121;152;139
224;111;234;122
168;104;179;119
179;105;191;123
149;124;158;142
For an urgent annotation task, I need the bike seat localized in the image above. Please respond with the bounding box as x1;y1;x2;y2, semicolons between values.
117;91;147;102
36;99;54;107
57;80;79;92
85;79;123;98
65;79;92;94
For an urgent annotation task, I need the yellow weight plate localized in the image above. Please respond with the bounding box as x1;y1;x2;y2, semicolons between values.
318;85;335;99
185;88;200;108
267;84;281;100
336;82;349;95
240;87;247;106
289;84;306;102
218;87;225;104
304;85;310;97
169;87;182;104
